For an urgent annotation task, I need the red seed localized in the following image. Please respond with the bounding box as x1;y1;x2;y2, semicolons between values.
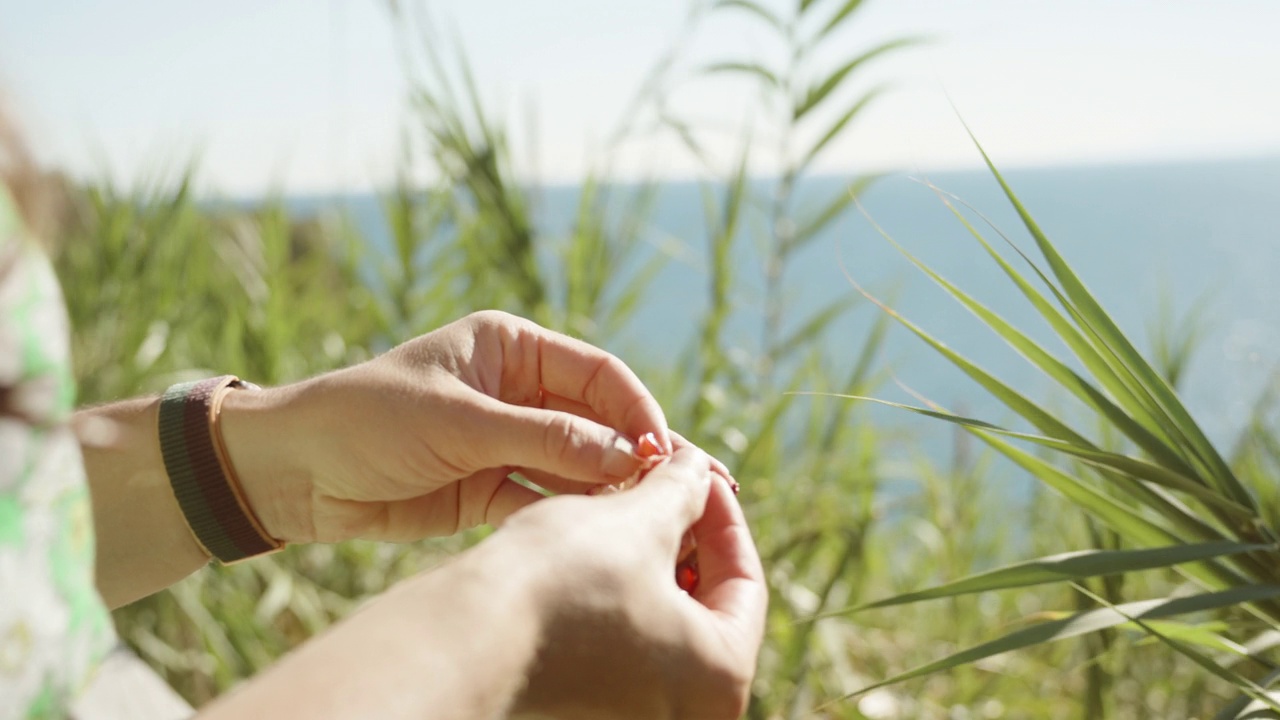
675;559;699;593
637;432;663;458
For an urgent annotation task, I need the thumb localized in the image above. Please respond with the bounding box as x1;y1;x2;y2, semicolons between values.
624;448;713;541
472;399;647;484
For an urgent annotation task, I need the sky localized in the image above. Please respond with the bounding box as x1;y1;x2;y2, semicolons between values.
2;0;1279;197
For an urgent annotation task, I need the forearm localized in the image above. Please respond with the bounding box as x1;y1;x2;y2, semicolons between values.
75;396;210;608
74;386;303;608
197;540;543;720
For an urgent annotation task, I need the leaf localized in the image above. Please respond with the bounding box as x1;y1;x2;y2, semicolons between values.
799;0;822;14
963;126;1257;512
772;296;860;359
814;0;866;42
1130;620;1246;656
832;396;1254;521
791;174;878;251
1072;584;1280;714
795;86;887;178
827;585;1280;703
1215;668;1280;720
840;541;1267;614
702;61;782;90
794;39;920;120
713;0;784;31
832;275;1234;543
868;196;1194;477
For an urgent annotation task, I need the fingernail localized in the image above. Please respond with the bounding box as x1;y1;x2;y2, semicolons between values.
725;475;741;495
601;434;638;477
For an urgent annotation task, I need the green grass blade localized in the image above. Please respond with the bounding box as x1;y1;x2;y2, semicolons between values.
1073;584;1280;714
792;174;879;251
841;541;1266;613
794;87;886;179
1214;668;1280;720
827;395;1251;522
827;585;1280;704
1131;620;1247;656
813;0;868;42
863;201;1195;477
841;278;1240;542
712;0;784;30
702;61;781;90
841;279;1086;444
772;295;859;360
793;39;920;120
965;129;1256;510
922;183;1179;449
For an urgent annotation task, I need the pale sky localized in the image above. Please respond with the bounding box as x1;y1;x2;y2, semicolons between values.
2;0;1278;196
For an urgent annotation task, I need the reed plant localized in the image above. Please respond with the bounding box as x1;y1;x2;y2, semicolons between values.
51;1;1280;718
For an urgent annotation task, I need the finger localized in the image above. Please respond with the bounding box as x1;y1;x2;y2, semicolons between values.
669;429;734;484
482;477;548;527
472;397;644;483
688;470;766;646
543;392;735;487
623;447;713;543
371;466;511;540
514;467;602;496
513;323;671;452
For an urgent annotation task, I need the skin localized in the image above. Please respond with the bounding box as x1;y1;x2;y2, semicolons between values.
75;310;764;719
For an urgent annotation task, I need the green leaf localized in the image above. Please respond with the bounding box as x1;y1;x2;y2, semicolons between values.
793;39;920;120
799;0;822;14
791;174;878;251
869;197;1195;478
702;61;782;90
964;127;1257;512
1214;668;1280;720
830;585;1280;703
794;86;887;177
1072;584;1280;714
832;274;1232;543
713;0;784;31
842;541;1267;613
813;0;867;42
773;296;860;359
834;396;1253;521
1129;620;1245;656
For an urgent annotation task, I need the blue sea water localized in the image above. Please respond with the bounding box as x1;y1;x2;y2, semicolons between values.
298;156;1280;466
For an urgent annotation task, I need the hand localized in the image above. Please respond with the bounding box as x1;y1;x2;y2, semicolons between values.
503;448;767;720
222;310;684;544
198;447;765;720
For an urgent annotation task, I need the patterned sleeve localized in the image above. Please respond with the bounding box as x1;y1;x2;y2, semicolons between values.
0;189;115;719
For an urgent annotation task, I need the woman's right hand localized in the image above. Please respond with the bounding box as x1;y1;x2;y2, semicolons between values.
503;447;766;719
199;447;765;720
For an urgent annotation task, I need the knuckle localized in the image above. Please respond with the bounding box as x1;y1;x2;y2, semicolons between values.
542;413;584;467
467;309;514;327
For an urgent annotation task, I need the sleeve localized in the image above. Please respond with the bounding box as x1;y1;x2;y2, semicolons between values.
0;188;117;720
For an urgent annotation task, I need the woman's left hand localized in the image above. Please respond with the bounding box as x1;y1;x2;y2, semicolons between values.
221;310;689;544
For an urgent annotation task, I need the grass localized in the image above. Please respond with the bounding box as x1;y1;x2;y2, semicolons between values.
52;1;1280;718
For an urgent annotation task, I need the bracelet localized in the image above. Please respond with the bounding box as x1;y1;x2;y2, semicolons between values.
158;375;283;564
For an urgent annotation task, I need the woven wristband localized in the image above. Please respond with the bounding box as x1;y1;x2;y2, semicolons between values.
159;376;283;564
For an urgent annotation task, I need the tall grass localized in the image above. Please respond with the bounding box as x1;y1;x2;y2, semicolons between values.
52;1;1280;718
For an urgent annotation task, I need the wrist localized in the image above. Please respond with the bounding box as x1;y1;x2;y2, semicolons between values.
218;383;316;544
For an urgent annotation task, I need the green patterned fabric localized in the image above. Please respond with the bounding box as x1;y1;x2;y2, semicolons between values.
0;189;115;719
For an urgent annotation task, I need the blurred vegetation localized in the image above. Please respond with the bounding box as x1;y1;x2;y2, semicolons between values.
53;0;1280;718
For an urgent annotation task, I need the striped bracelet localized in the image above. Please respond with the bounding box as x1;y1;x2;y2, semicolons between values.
158;376;283;564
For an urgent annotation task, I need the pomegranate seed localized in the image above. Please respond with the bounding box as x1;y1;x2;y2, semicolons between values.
636;432;663;458
676;558;699;593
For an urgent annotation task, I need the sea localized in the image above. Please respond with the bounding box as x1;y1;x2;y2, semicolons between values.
292;156;1280;477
